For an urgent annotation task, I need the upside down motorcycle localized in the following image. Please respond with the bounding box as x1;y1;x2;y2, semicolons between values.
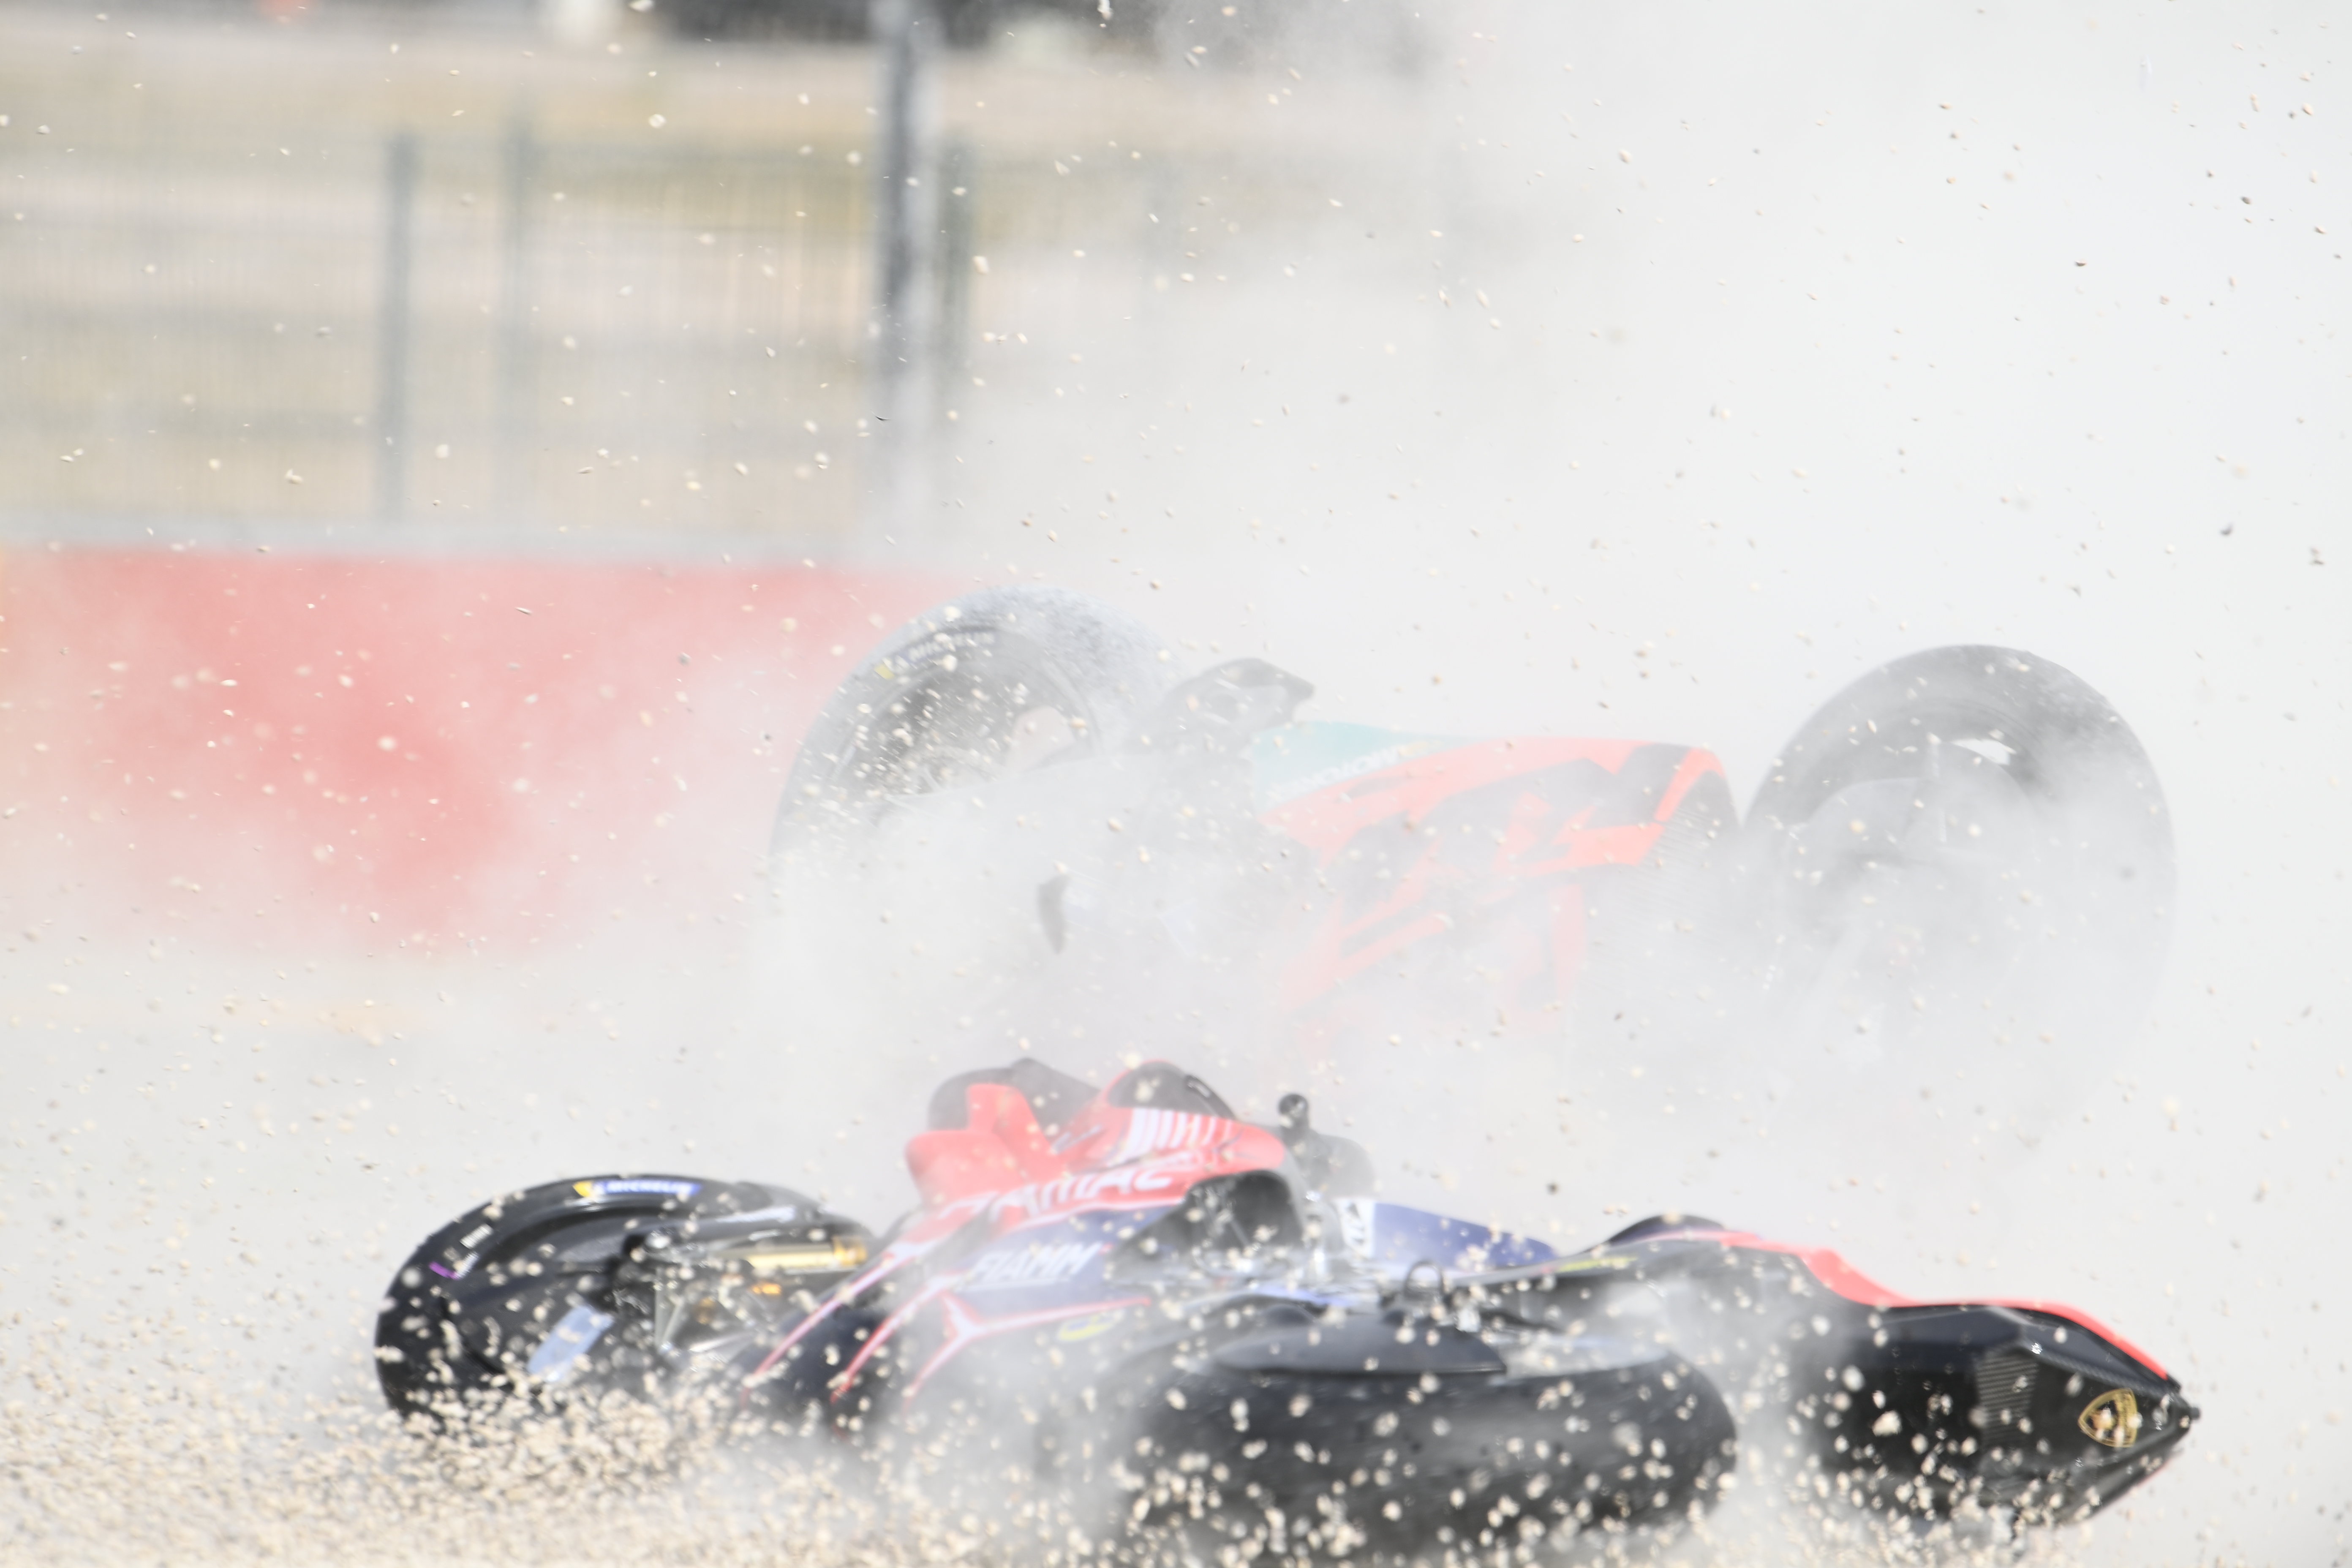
768;587;2175;1135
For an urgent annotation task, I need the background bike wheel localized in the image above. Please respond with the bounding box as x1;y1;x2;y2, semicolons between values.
774;584;1168;849
1736;645;2173;1121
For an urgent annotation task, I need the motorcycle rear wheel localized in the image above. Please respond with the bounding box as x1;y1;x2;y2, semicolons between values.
1738;645;2172;1111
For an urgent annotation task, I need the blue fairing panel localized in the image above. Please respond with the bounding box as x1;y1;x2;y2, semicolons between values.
1336;1200;1556;1278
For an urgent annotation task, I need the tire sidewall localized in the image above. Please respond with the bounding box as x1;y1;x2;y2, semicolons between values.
777;585;1168;843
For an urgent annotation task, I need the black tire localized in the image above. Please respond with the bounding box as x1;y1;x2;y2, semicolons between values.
773;585;1168;854
1740;645;2172;1085
374;1174;842;1424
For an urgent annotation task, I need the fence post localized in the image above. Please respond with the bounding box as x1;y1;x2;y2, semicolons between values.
375;133;418;522
866;0;940;544
937;136;974;396
496;115;538;522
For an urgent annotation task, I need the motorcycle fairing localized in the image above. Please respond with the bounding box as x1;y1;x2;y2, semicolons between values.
1247;721;1464;812
748;1075;1287;1396
790;1084;1578;1414
1528;1220;2169;1380
1453;1219;2196;1524
1252;727;1729;1013
1333;1197;1557;1279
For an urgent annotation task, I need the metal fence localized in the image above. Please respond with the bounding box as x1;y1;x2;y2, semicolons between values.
1;118;895;539
0;5;1427;545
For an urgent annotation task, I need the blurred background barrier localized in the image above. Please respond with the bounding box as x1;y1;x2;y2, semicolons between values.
0;544;949;955
0;0;1423;547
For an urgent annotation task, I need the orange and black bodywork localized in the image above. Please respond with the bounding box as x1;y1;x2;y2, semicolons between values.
1022;682;1749;1064
787;602;2175;1096
1257;729;1734;1028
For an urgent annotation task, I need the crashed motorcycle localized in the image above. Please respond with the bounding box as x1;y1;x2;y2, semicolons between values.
377;1060;2195;1555
767;588;2176;1139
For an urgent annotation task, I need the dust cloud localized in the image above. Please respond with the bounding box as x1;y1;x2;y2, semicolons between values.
2;2;2345;1564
